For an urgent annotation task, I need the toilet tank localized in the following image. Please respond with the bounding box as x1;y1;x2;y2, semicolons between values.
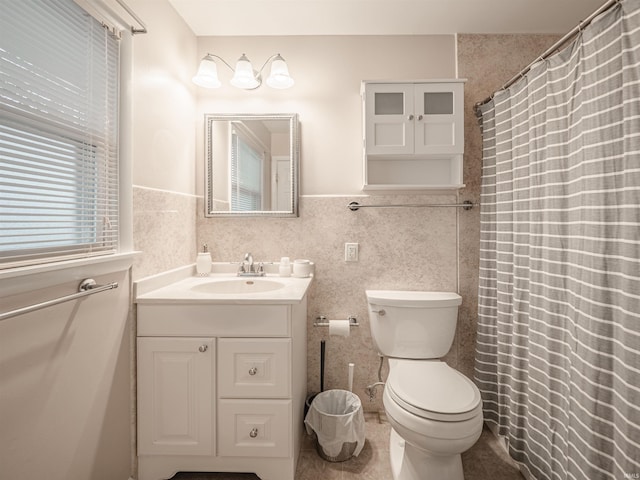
366;290;462;359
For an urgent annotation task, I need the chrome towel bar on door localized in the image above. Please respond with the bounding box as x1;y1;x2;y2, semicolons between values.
0;278;119;322
347;200;477;211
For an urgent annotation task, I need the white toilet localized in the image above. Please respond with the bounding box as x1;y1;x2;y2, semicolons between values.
366;290;483;480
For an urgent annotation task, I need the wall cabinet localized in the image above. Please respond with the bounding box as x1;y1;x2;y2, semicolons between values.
136;301;307;480
362;80;465;190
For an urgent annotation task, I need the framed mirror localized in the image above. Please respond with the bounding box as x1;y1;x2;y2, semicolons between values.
205;113;299;217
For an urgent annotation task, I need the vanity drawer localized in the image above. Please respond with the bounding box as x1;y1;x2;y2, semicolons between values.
218;399;291;458
137;304;290;337
218;338;291;398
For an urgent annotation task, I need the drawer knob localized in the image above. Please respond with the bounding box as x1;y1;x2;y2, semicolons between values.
198;345;208;353
248;367;258;376
249;428;258;438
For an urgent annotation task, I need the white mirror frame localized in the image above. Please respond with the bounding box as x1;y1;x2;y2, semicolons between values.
205;113;299;217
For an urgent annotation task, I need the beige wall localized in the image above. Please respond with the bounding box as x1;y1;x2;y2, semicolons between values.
131;1;198;196
195;35;457;195
130;0;199;280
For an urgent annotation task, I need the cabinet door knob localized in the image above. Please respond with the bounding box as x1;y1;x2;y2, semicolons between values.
407;114;414;121
198;344;208;353
249;428;258;438
248;367;258;376
418;114;424;121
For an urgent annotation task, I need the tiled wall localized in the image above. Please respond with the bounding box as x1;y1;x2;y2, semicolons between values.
456;34;560;379
132;186;198;281
197;194;460;411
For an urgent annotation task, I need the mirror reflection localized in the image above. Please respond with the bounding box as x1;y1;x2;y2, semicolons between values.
205;113;299;217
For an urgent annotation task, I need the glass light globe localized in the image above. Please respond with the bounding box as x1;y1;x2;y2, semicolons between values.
230;54;260;89
192;55;221;88
266;54;294;89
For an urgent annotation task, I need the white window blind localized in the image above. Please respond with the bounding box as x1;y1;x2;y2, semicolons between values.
230;127;264;211
0;0;120;269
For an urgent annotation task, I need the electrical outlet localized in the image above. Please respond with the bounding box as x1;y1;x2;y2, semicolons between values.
345;243;359;262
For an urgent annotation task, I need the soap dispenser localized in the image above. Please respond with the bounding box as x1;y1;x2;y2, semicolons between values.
196;244;212;276
279;257;291;277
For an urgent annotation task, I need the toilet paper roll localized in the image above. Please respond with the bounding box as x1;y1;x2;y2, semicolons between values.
329;319;350;337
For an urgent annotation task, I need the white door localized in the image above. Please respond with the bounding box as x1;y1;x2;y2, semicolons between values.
271;155;291;211
365;83;415;155
137;337;215;455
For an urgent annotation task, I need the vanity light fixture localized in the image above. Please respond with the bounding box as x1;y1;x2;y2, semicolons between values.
192;53;294;90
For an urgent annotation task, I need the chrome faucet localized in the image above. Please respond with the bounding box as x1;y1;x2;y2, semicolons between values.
244;252;253;272
238;252;265;276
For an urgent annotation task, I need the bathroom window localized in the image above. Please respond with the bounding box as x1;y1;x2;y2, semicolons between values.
230;125;266;211
0;0;120;269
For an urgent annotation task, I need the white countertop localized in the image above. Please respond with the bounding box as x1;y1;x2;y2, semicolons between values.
135;265;313;305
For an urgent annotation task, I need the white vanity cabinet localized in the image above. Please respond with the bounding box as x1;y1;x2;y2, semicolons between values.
362;80;465;190
136;299;308;480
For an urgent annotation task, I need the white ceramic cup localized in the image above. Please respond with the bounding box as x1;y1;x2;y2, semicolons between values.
292;259;313;277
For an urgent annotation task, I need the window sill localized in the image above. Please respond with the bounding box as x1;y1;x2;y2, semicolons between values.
0;252;139;297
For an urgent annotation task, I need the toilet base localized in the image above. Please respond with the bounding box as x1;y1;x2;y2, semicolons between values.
389;428;464;480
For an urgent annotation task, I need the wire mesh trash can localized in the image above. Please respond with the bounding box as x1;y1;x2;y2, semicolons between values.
304;389;365;462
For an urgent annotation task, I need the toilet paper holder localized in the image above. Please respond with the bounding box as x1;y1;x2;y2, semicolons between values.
313;315;359;327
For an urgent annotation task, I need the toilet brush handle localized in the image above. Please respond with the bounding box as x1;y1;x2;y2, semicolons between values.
320;340;326;392
348;363;354;392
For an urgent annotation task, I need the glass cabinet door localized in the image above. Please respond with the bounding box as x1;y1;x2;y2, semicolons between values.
364;83;415;155
414;82;464;155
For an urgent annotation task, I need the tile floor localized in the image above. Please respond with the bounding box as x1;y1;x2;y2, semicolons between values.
171;413;524;480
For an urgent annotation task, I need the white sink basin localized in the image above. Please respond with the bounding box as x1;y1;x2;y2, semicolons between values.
190;278;286;295
135;263;314;304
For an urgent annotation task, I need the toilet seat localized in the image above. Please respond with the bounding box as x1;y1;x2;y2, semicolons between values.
387;359;481;422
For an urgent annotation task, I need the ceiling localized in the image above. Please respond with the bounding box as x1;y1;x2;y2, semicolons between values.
168;0;607;37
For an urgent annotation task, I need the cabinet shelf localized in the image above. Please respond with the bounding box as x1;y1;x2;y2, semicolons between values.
362;184;465;192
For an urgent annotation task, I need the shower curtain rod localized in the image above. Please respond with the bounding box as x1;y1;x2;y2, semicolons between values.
474;0;621;113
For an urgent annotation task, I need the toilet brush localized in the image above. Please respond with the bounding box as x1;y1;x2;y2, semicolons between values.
304;340;326;418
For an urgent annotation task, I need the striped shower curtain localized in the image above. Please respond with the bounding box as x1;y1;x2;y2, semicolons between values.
475;1;640;479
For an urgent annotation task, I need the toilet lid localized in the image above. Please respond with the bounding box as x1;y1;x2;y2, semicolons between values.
387;359;481;421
